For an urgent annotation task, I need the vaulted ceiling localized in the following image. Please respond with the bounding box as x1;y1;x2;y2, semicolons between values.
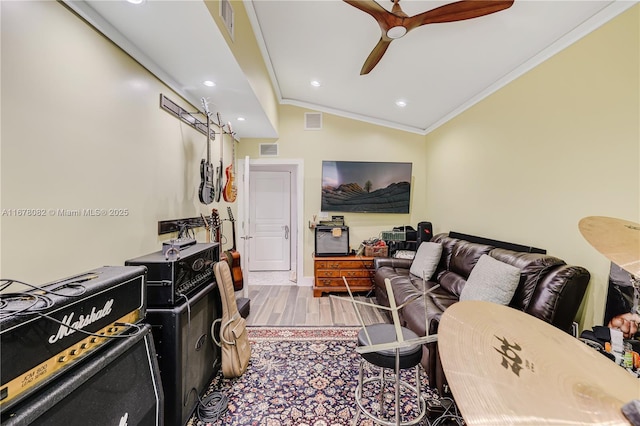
64;0;636;139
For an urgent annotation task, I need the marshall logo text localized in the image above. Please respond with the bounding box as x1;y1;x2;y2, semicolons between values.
48;299;114;344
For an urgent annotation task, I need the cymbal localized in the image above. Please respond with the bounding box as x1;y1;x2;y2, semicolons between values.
438;300;640;425
579;216;640;277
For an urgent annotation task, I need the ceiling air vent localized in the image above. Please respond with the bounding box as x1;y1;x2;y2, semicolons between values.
304;112;322;130
260;143;278;157
220;0;234;40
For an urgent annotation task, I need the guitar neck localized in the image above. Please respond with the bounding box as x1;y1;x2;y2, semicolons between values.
231;220;237;251
217;113;224;165
201;98;212;162
227;207;237;250
206;116;211;162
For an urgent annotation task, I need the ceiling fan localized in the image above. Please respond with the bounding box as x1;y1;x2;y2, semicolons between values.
344;0;515;75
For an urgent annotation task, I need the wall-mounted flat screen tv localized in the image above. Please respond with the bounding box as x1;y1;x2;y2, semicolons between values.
321;161;412;213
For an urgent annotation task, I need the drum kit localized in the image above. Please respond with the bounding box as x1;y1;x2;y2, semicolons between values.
438;216;640;425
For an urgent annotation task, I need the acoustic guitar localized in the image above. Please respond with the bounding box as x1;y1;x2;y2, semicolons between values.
222;122;237;203
225;206;243;291
198;98;215;205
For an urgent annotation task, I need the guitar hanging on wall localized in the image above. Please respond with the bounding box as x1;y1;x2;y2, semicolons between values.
222;122;238;203
214;113;224;203
225;206;244;291
198;98;216;205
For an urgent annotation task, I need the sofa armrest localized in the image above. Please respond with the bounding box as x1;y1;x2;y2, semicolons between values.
374;257;413;270
526;265;590;333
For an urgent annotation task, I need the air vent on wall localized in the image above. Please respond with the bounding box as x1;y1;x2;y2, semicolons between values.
304;112;322;130
220;0;234;40
260;143;278;157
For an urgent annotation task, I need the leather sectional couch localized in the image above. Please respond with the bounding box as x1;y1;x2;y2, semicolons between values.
373;232;591;394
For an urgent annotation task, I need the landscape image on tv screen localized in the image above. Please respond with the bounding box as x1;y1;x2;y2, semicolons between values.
321;161;412;213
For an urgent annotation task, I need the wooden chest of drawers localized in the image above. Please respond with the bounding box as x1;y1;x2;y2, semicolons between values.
313;255;375;297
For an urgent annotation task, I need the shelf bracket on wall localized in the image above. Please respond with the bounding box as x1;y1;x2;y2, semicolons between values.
159;93;216;139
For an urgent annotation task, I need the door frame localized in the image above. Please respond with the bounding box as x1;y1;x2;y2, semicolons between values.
238;157;304;285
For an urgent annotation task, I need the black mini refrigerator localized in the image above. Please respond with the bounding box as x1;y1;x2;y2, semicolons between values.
146;281;221;426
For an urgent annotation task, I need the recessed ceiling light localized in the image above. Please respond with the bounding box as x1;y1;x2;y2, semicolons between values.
203;80;216;87
237;117;246;121
126;0;145;4
310;80;321;87
395;100;407;108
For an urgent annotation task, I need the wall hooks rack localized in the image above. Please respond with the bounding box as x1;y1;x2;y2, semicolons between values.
160;93;218;139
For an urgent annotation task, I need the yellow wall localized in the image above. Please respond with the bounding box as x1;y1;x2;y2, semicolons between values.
0;1;236;284
239;105;427;278
424;5;639;329
1;1;638;333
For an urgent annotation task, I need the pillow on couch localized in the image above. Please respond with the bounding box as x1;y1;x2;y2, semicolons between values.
459;254;521;305
409;242;443;281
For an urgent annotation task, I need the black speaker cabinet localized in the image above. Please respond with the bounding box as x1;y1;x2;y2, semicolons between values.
417;221;433;245
1;324;163;426
146;281;221;426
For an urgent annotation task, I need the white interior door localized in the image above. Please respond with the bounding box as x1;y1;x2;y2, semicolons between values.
248;170;291;271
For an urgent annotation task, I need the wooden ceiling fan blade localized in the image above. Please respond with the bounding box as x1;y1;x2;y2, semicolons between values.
343;0;390;25
360;38;391;75
407;0;514;30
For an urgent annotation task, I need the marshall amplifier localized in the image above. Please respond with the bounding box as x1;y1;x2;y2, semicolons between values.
1;324;164;426
315;226;350;256
126;242;219;307
0;266;147;412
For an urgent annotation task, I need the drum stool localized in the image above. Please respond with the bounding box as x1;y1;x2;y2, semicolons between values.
354;323;427;426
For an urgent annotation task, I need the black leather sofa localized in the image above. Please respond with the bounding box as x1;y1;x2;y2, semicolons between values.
373;232;591;393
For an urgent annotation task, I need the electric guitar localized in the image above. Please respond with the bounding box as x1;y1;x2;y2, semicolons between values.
211;208;221;244
222;122;238;203
214;113;224;203
198;98;215;205
226;207;243;291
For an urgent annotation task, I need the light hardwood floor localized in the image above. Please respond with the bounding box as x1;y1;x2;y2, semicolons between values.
244;284;390;327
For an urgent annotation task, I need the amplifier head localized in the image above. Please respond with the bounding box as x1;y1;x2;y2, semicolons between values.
315;226;350;257
125;242;220;306
0;266;147;412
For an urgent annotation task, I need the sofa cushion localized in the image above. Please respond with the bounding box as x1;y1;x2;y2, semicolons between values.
460;254;521;305
489;249;566;311
373;265;411;307
409;242;443;281
431;234;460;275
436;270;467;297
449;241;494;279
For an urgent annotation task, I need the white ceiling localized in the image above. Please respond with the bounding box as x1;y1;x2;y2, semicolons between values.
64;0;636;139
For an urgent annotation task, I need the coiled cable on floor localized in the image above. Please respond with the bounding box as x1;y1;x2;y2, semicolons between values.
196;391;229;423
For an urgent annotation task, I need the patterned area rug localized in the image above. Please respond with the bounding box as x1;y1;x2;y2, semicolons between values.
187;327;443;426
